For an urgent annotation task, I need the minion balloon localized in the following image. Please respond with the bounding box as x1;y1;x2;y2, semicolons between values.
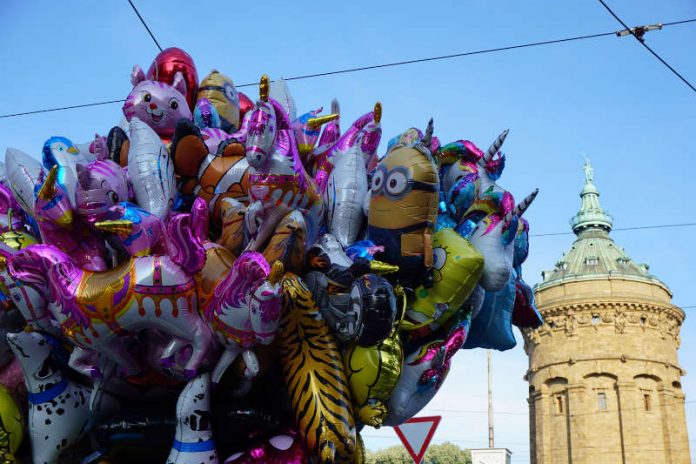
197;70;241;133
368;120;439;288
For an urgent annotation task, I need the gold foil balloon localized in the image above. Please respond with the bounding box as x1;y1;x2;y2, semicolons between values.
198;70;241;133
0;385;23;460
403;228;484;334
343;327;403;428
278;274;356;463
353;433;365;464
367;122;438;288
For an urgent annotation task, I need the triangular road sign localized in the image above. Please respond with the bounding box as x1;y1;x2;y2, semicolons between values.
394;416;441;463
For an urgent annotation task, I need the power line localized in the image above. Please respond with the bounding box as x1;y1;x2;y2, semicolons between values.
127;0;163;52
530;222;696;237
597;0;696;94
1;18;695;120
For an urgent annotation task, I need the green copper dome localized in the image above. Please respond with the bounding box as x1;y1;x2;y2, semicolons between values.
537;159;664;289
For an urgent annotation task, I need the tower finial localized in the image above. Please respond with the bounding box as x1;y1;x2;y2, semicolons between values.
583;155;594;184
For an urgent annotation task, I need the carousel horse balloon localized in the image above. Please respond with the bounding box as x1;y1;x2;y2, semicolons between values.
123;65;193;141
7;243;212;379
278;273;356;463
244;75;324;251
466;189;538;292
34;166;108;271
367;120;439;288
383;319;470;426
197;70;240;133
128;117;177;219
0;242;57;337
204;251;284;384
8;330;91;464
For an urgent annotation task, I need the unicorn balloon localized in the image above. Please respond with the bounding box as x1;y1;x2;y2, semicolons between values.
466;189;538;292
34;166;108;271
244;75;324;251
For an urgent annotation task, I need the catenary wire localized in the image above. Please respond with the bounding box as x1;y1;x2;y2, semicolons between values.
597;0;696;93
530;222;696;237
1;18;695;120
126;0;163;52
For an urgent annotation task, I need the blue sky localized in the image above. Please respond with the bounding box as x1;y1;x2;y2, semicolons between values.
1;1;695;462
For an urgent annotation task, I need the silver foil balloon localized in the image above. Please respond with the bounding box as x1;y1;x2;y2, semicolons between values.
324;144;368;247
5;148;43;217
128;117;176;219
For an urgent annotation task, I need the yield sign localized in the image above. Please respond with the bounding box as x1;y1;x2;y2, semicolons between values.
394;416;441;463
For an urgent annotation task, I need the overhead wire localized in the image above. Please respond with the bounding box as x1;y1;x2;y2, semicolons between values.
126;0;163;52
530;222;696;237
597;0;696;93
1;18;695;120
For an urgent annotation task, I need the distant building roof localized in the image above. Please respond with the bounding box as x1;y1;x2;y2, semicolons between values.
537;158;666;290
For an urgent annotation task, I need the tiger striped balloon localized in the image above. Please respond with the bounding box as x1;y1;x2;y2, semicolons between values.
278;273;356;463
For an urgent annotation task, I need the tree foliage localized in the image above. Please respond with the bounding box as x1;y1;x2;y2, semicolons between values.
365;441;472;464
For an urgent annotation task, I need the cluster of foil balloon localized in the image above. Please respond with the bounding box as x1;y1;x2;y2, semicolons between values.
0;47;542;464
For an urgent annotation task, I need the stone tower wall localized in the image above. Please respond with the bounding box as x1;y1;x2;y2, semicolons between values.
523;276;689;464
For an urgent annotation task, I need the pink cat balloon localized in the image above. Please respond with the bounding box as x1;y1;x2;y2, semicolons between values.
123;65;193;140
75;160;131;225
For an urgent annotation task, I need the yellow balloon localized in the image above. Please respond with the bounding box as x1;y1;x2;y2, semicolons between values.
197;70;241;133
0;229;38;252
344;328;403;428
353;432;365;464
278;274;356;463
0;385;23;460
402;228;484;333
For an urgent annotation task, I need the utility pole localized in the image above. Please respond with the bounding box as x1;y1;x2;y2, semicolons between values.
488;349;494;448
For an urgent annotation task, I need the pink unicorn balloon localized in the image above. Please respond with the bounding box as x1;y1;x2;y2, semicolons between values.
7;243;212;379
34;166;108;271
204;251;284;384
244;76;324;251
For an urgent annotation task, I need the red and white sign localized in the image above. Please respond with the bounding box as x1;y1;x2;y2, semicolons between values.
394;416;441;463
